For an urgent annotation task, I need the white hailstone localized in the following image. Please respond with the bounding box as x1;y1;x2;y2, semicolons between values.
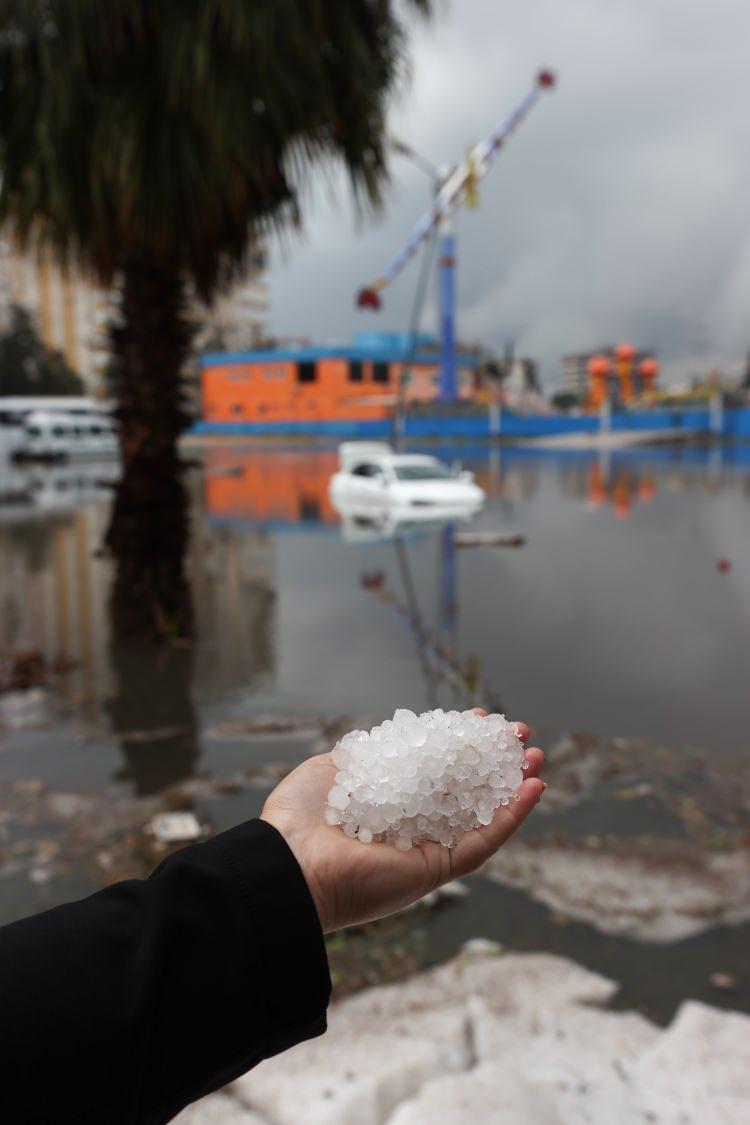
323;709;526;849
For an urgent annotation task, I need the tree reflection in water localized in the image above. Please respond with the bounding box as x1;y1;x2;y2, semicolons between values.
108;634;198;797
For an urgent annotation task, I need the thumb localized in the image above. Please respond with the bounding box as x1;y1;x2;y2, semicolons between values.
449;776;545;879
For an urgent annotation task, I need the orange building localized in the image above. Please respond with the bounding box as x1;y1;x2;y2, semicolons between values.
199;333;479;429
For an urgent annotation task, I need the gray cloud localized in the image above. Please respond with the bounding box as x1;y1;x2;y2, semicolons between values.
267;0;750;386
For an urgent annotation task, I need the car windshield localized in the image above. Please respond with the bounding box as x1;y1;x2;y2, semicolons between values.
393;461;454;481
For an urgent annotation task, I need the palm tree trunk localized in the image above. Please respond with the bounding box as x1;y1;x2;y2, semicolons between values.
106;258;195;639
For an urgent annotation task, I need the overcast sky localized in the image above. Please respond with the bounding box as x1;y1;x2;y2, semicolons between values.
266;0;750;387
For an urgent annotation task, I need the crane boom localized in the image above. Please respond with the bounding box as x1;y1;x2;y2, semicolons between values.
357;71;555;309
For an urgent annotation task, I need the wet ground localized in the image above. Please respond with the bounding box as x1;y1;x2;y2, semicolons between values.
1;441;749;1023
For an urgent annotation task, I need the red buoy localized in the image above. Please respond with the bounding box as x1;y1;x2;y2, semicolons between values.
357;288;381;310
538;70;556;88
717;558;731;573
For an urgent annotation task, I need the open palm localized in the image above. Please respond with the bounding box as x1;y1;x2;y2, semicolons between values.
262;713;544;933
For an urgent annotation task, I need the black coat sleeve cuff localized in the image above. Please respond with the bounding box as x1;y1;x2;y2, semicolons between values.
211;817;332;1058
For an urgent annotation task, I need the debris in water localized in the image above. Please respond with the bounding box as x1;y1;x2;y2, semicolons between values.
148;812;205;843
461;938;502;957
0;688;50;730
453;531;525;548
709;972;737;991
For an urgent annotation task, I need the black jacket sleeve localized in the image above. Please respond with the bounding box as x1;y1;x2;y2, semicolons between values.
0;818;332;1124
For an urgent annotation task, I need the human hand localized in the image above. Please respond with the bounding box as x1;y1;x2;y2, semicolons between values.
261;711;544;933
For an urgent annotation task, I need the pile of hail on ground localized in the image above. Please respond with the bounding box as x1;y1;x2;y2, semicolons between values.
324;709;527;850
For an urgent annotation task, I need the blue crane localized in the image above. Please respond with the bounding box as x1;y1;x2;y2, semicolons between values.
357;70;556;403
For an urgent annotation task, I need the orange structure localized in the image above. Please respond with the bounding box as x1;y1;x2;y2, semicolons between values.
587;354;611;409
638;356;660;397
615;343;636;403
200;335;478;428
586;346;659;408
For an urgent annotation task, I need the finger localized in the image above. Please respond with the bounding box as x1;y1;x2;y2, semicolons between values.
450;777;545;879
522;747;544;779
481;776;545;853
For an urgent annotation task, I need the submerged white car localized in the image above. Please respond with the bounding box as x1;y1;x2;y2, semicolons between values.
329;442;485;516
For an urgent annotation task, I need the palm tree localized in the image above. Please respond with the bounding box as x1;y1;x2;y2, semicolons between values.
0;0;431;636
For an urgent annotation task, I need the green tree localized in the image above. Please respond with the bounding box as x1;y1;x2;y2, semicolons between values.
0;0;430;635
0;304;83;396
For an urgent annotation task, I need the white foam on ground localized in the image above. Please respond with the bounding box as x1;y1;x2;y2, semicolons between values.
484;839;750;941
223;951;749;1125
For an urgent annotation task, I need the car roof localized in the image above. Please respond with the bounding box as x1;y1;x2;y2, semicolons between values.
385;454;441;465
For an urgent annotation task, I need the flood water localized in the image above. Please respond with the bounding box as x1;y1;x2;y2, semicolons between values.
2;441;749;1022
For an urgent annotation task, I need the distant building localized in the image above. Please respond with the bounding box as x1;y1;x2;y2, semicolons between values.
0;236;269;395
501;358;544;411
191;248;269;354
0;236;113;394
199;332;480;428
559;353;593;401
560;347;655;403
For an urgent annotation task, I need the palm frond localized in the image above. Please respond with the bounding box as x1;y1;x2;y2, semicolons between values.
0;0;433;300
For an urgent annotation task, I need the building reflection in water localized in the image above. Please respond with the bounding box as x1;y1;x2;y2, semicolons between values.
0;502;113;715
0;464;279;794
202;443;750;531
190;512;276;706
582;455;656;518
204;448;339;526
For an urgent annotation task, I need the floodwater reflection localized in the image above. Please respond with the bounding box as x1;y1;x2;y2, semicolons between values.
1;441;750;776
197;441;750;752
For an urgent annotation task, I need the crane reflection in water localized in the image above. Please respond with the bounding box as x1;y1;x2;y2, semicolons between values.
334;499;507;714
